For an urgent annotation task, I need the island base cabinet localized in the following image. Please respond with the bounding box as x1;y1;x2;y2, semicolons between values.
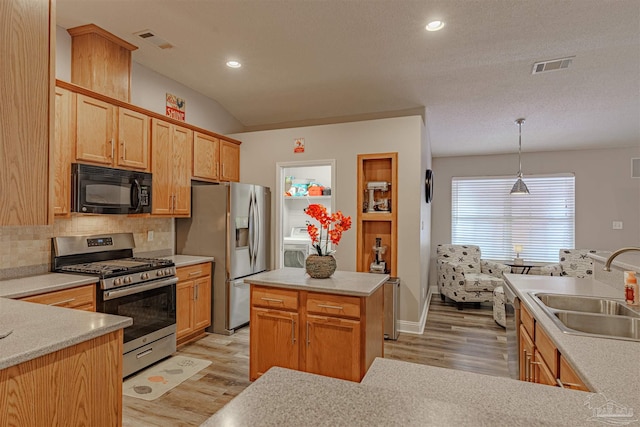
0;330;123;427
250;308;300;379
305;315;361;382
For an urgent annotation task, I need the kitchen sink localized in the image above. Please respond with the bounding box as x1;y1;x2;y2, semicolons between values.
529;292;640;342
534;293;640;317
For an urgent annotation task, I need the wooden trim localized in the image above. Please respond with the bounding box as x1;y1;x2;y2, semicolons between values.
56;80;242;145
67;24;138;51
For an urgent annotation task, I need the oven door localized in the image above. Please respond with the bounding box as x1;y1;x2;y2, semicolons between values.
72;163;152;214
99;277;177;354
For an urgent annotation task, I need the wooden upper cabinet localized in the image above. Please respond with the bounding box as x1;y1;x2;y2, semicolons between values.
0;0;52;225
76;94;116;165
220;140;240;182
68;24;137;103
151;118;192;217
117;108;149;170
193;132;220;181
53;87;75;217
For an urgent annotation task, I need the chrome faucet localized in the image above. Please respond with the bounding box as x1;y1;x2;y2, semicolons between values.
604;247;640;271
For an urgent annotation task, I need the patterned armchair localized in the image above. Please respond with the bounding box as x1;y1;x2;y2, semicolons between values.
436;244;510;310
540;249;597;278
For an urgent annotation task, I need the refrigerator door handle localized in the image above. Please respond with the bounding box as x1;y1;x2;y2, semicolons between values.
252;190;260;267
247;189;255;269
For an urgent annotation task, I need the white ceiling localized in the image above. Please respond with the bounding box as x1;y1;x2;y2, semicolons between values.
56;0;640;157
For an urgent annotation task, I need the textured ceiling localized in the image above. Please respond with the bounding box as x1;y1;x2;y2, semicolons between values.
56;0;640;157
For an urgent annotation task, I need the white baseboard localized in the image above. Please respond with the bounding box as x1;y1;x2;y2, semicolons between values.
397;287;435;335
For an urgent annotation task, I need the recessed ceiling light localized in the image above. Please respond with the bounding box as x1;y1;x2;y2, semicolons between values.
425;20;445;32
226;60;242;68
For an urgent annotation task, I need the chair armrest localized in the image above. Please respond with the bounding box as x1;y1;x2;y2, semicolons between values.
481;260;511;277
439;260;467;289
541;263;563;276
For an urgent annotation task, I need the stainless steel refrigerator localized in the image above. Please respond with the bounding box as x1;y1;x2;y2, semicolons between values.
175;182;270;335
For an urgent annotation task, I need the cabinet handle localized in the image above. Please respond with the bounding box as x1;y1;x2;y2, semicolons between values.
555;378;565;388
316;303;344;310
556;379;582;389
109;139;114;159
49;298;75;306
216;163;219;177
260;297;284;303
195;284;199;300
531;361;541;383
222;164;225;177
523;350;531;381
188;271;202;276
291;319;296;344
306;321;310;346
120;140;126;159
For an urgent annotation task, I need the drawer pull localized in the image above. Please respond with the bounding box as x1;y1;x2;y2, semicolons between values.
260;297;284;303
530;361;541;383
291;319;296;344
49;298;75;306
188;270;202;276
136;348;153;359
316;303;344;310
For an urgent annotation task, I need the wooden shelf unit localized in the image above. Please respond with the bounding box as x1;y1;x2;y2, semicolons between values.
356;153;398;276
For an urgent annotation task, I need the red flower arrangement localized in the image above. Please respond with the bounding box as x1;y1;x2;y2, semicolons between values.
305;204;352;256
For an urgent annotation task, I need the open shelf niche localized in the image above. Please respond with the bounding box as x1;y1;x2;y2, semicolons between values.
356;153;398;276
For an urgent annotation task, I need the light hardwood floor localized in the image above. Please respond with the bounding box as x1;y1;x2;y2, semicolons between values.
122;297;508;426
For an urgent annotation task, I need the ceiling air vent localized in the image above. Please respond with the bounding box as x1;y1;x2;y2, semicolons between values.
532;57;574;74
133;30;173;49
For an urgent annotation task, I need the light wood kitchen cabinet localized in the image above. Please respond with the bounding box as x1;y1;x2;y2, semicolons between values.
151;118;192;216
249;284;383;382
220;139;240;182
176;262;212;345
19;284;96;312
76;93;150;171
53;87;75;217
0;330;123;427
192;132;240;182
558;355;590;391
0;0;53;226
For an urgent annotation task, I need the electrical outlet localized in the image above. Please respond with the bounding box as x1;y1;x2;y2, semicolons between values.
147;230;154;241
612;221;623;230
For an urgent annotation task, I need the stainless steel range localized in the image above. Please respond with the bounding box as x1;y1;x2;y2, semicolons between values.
53;233;177;377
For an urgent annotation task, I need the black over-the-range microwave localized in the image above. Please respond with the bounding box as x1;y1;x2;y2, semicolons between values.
71;163;152;214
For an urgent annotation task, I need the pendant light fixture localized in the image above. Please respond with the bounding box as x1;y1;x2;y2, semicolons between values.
510;118;530;195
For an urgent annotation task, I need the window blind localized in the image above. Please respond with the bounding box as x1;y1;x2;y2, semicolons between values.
451;174;575;263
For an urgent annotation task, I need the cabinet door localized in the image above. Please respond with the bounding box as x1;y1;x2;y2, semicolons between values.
53;87;75;216
220;140;240;182
20;284;96;312
533;349;557;386
76;94;115;165
250;308;299;380
559;355;589;391
117;107;149;170
193;276;212;330
151;119;173;215
172;125;193;216
193;132;220;181
176;280;194;339
305;314;361;382
519;324;535;382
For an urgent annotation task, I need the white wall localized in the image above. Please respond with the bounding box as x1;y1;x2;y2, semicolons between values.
431;146;640;286
55;26;244;135
230;115;432;325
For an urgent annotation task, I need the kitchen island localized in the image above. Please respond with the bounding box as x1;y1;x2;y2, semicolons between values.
246;268;387;382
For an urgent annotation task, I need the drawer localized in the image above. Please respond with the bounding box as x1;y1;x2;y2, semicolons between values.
20;284;96;312
535;325;558;377
306;292;360;319
177;262;212;281
252;286;298;311
520;304;535;338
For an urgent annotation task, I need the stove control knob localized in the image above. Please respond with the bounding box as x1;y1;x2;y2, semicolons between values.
156;270;164;277
165;268;172;275
114;278;123;286
141;272;149;280
125;276;132;284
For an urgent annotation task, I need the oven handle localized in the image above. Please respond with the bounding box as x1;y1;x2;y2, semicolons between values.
103;277;178;300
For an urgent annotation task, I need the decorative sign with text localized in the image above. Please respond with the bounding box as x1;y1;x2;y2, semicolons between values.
294;138;305;153
166;93;186;121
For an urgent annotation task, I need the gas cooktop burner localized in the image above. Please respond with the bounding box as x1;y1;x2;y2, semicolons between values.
58;257;174;278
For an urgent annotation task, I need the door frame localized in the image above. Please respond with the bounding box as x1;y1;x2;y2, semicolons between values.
275;159;336;269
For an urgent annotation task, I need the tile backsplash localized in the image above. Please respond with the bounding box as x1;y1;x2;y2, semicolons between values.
0;216;173;280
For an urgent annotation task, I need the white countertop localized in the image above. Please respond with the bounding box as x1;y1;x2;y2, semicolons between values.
244;268;388;296
166;254;214;268
0;297;131;370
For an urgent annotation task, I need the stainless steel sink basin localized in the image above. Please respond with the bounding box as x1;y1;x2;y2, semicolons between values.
529;292;640;342
535;293;640;317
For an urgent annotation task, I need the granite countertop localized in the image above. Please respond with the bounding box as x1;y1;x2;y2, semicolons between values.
202;366;564;427
0;273;99;299
503;274;640;411
0;297;131;370
165;254;214;268
244;267;388;296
